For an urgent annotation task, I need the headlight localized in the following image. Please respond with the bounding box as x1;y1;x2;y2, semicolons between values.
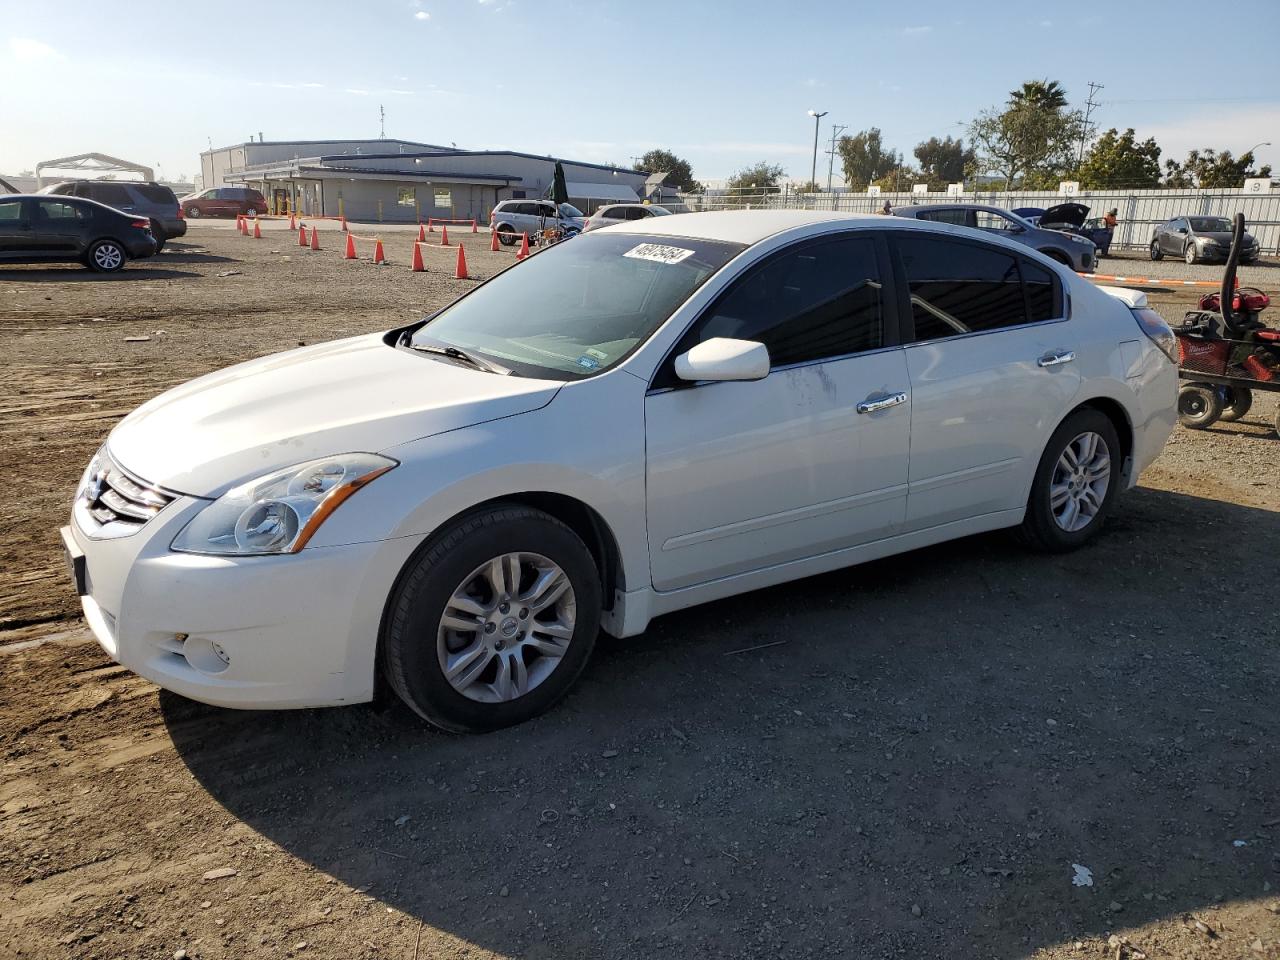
76;446;106;500
172;453;397;556
1068;235;1092;246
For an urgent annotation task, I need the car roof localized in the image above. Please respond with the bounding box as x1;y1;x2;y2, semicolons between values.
599;209;893;244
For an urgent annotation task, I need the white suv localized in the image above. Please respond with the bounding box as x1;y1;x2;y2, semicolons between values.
490;199;585;245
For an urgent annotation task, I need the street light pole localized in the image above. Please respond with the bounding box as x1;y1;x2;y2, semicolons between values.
1245;141;1271;159
807;109;827;191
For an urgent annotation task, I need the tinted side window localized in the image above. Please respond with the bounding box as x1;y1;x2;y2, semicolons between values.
36;200;85;220
136;184;177;204
682;236;884;368
918;209;969;226
1021;259;1058;322
0;200;23;221
91;183;132;206
601;207;625;219
974;209;1019;232
896;234;1026;340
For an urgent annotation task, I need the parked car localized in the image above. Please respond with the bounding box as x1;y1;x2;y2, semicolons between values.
1150;215;1260;264
181;186;268;220
62;211;1177;731
0;195;156;271
894;203;1097;272
490;199;586;245
1013;203;1114;257
582;203;672;232
43;181;185;252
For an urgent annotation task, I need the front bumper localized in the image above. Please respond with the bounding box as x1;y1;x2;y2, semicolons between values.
63;493;419;710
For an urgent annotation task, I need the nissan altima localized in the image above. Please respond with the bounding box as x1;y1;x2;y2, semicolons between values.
62;211;1178;732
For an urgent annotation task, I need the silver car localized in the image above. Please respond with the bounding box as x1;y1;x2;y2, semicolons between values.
581;203;672;232
490;199;586;245
894;204;1096;272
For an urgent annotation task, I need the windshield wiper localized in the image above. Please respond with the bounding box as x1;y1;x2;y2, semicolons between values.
408;337;513;376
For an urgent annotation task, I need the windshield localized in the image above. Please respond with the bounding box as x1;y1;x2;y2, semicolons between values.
559;203;584;218
410;232;744;379
1189;217;1232;233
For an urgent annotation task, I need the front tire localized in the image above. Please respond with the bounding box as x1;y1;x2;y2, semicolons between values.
382;505;602;733
1017;409;1121;552
497;225;517;246
1177;382;1222;429
185;205;201;219
86;239;127;273
1184;243;1198;265
1150;240;1163;261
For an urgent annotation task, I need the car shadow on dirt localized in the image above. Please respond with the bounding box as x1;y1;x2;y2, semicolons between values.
155;242;237;264
0;267;203;282
162;486;1280;958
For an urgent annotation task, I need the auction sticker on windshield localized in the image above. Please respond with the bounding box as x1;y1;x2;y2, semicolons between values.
624;243;695;265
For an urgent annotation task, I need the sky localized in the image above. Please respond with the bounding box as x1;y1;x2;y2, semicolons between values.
2;0;1278;185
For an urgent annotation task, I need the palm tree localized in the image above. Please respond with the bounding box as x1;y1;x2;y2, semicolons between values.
1009;79;1068;111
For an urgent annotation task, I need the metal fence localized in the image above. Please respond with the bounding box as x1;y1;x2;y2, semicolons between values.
678;188;1280;255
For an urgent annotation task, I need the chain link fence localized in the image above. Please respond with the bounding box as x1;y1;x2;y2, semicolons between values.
678;187;1280;255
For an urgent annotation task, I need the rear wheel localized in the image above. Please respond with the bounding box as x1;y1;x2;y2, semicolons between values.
149;220;166;254
1184;243;1198;265
1177;382;1222;428
1150;240;1163;261
86;239;127;273
1218;386;1252;422
185;205;201;219
382;505;602;733
1017;409;1120;552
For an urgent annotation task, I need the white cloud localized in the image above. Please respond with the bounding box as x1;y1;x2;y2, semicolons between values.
8;37;64;63
414;10;429;19
344;87;371;95
902;25;932;35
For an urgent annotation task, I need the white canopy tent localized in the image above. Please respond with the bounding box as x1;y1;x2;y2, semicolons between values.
35;152;155;188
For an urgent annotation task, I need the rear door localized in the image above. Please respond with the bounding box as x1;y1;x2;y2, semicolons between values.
33;199;89;254
0;198;33;258
891;231;1080;530
645;232;912;591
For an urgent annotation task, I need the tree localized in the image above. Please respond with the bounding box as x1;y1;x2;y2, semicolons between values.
913;136;975;187
1077;128;1163;189
967;78;1086;187
837;128;902;189
638;149;702;193
725;162;786;194
1163;148;1273;188
791;180;821;193
874;166;922;193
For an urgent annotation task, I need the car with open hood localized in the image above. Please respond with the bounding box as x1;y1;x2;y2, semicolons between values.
893;203;1097;272
1013;203;1114;257
62;210;1177;732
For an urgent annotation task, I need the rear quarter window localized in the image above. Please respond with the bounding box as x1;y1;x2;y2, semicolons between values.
136;184;177;204
89;183;132;206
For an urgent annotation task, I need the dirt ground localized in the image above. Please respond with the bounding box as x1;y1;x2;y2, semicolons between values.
1;224;1279;960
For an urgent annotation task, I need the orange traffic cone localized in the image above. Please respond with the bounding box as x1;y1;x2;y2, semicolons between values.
345;233;357;260
427;219;434;234
253;219;262;239
454;243;469;280
417;223;426;243
373;239;385;264
298;225;308;247
441;224;450;247
411;242;425;272
340;214;348;232
516;232;530;260
309;226;320;251
490;228;499;252
471;219;478;233
237;215;245;234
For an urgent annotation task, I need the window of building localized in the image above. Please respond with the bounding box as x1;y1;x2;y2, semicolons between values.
397;187;415;206
434;189;452;208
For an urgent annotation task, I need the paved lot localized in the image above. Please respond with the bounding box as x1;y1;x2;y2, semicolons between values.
1;226;1278;960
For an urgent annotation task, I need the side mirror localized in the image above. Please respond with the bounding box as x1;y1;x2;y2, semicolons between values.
1177;227;1188;234
674;337;770;383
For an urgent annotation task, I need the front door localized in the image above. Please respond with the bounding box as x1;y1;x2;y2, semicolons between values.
891;232;1081;530
0;198;32;259
645;233;911;592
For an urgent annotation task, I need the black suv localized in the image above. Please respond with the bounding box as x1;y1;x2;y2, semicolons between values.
43;181;185;251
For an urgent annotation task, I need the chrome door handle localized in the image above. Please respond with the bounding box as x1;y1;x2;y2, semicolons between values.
856;391;907;414
1037;350;1076;368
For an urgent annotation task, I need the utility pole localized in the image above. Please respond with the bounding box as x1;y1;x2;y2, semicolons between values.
379;104;386;139
825;124;848;193
807;110;828;190
1077;81;1103;169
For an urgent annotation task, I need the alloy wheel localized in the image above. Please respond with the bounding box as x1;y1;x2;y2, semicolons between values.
93;243;123;270
436;552;577;703
1049;431;1111;533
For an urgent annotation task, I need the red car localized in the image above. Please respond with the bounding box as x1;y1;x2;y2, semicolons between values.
181;187;267;219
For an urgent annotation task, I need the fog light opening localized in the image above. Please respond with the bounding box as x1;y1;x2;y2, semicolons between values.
181;635;232;675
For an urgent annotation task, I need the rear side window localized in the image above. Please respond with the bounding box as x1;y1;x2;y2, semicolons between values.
896;234;1033;340
1021;259;1058;322
136;184;177;204
917;208;969;226
679;235;884;368
36;200;85;221
90;183;131;206
601;207;625;219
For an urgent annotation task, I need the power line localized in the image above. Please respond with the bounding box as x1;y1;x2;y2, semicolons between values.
825;124;848;192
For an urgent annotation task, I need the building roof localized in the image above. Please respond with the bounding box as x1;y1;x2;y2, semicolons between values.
205;138;456;155
315;149;644;177
226;164;518;185
566;181;640;201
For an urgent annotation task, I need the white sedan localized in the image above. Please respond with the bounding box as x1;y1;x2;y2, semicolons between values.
62;211;1178;732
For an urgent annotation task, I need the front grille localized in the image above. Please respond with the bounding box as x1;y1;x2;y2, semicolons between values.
77;451;175;538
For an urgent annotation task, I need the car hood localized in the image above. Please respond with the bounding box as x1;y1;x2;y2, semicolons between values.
1039;202;1089;227
108;333;562;496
